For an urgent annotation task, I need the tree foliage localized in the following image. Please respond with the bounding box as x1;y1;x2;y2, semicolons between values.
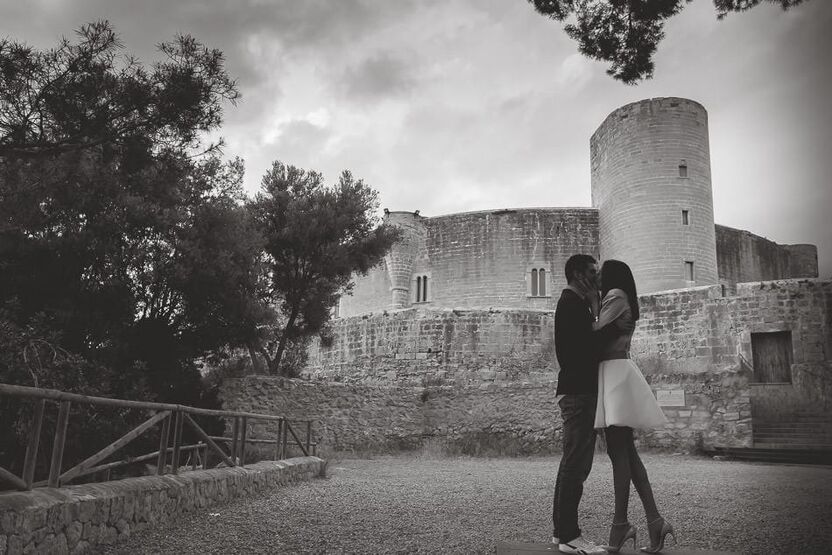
0;22;245;476
250;162;401;375
0;22;401;479
527;0;809;84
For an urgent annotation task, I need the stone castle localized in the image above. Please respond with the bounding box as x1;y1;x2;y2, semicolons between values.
222;98;831;457
339;97;818;317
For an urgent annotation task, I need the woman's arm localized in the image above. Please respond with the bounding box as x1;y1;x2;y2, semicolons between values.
592;291;629;331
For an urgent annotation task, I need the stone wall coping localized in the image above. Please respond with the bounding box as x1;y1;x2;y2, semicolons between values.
0;457;321;515
736;277;829;292
423;207;599;220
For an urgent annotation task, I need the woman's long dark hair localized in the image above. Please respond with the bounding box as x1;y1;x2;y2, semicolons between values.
600;259;639;320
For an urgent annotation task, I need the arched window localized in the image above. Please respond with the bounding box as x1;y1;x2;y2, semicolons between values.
530;267;547;297
531;269;538;297
415;275;429;302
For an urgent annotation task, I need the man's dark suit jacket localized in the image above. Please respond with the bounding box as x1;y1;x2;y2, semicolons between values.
554;288;617;396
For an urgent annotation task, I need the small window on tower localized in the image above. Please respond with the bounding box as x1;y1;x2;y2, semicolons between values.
678;161;688;178
684;261;695;282
416;276;422;302
682;210;689;225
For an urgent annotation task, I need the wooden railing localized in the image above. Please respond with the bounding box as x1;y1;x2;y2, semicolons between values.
0;383;316;492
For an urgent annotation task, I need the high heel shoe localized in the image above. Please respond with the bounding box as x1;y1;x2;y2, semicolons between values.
640;517;676;553
605;522;637;553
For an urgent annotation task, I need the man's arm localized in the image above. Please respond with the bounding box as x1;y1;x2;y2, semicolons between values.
554;294;588;370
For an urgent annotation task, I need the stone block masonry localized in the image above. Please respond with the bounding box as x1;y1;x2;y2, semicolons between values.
0;457;323;554
221;377;566;455
339;208;600;317
220;370;751;456
307;307;557;386
716;224;818;293
591;97;718;294
284;278;831;452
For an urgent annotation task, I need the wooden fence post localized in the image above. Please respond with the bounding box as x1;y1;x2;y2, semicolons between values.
305;420;312;456
230;417;240;464
281;419;289;459
171;410;184;474
48;401;70;488
157;412;171;475
239;416;248;466
23;399;46;489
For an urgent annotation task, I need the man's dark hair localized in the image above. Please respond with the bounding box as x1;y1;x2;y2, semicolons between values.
564;254;597;282
600;259;640;320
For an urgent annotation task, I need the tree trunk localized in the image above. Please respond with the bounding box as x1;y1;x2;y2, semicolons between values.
247;344;265;373
273;305;299;376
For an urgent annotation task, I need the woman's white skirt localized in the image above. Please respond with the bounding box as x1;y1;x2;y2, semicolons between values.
594;358;668;430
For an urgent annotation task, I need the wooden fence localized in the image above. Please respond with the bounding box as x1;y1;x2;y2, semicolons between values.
0;383;316;491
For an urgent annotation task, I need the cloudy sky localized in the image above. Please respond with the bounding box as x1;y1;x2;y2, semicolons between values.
2;0;830;276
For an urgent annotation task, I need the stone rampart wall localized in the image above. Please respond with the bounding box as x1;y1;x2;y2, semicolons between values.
307;307;556;385
293;279;831;449
422;208;599;310
0;457;323;555
314;280;830;392
338;209;820;318
220;370;752;457
634;280;831;416
338;208;600;317
715;225;819;292
220;377;564;454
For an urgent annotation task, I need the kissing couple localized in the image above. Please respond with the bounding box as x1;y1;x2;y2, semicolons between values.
552;255;676;554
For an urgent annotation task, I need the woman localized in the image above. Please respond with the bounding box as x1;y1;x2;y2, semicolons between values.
592;259;675;554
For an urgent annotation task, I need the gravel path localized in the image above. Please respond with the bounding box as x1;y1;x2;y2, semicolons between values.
105;453;832;554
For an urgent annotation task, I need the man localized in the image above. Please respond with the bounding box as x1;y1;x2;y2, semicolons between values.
552;254;630;555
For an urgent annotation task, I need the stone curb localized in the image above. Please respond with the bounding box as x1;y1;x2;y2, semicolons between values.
0;456;324;554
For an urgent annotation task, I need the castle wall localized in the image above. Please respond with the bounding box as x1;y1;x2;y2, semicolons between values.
424;208;598;310
338;208;600;317
784;244;820;278
383;211;425;309
220;377;565;454
341;218;820;318
318;281;830;388
716;224;819;292
220;372;751;453
307;308;556;385
271;279;831;451
591;97;718;294
338;263;391;317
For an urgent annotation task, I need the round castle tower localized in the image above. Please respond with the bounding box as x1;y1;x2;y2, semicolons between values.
382;211;425;309
591;97;718;294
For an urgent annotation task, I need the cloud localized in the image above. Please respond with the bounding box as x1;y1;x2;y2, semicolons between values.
1;0;830;275
338;53;418;104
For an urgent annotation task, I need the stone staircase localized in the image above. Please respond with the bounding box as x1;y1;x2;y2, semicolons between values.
711;411;832;465
753;412;832;450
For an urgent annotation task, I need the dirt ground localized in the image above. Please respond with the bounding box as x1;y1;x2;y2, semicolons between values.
105;453;832;554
